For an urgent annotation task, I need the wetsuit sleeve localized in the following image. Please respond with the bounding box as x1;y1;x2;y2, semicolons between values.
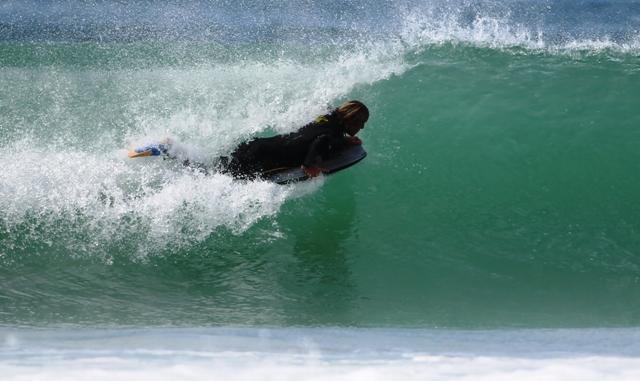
303;134;332;167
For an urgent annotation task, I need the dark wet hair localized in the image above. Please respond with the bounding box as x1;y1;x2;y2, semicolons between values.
336;100;369;123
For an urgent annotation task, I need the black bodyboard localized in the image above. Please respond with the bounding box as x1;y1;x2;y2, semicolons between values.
266;145;367;184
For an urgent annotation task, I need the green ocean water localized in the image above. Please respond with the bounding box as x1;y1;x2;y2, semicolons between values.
2;39;639;328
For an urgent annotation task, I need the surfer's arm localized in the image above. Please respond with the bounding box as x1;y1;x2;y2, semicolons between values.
301;135;333;177
344;135;362;145
302;165;323;178
303;135;332;167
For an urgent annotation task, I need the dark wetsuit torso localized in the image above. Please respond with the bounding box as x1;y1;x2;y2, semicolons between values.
225;112;347;179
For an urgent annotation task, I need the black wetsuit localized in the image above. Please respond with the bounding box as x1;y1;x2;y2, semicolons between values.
224;112;348;179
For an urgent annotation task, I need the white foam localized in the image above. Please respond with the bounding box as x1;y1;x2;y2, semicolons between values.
3;356;640;381
3;328;640;381
123;50;408;155
400;11;542;50
0;138;303;257
397;7;640;55
0;41;409;257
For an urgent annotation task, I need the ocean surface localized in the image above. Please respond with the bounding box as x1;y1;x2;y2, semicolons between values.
1;0;640;379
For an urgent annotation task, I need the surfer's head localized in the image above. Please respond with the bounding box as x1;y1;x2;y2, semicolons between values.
336;100;369;136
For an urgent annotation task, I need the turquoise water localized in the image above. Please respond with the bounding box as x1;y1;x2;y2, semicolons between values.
1;0;640;330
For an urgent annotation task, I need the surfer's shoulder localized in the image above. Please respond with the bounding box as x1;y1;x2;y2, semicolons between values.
313;111;341;130
314;114;330;124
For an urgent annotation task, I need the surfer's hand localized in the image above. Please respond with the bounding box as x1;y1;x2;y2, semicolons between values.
302;165;323;178
345;136;362;145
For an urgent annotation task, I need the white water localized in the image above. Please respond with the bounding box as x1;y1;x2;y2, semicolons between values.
0;43;408;257
2;328;640;381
